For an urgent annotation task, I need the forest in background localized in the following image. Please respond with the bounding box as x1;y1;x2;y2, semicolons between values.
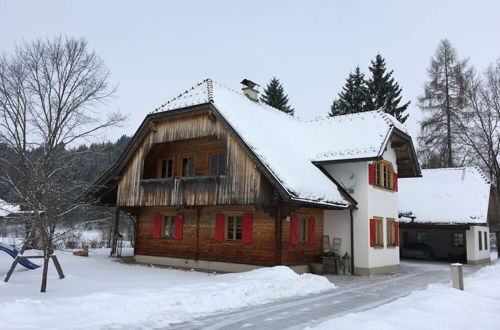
0;135;132;247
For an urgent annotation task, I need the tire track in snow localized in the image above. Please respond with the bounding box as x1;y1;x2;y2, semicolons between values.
169;270;431;330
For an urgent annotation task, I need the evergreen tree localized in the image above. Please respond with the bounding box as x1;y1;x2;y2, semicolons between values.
366;54;410;123
417;39;471;168
328;66;369;117
260;77;295;115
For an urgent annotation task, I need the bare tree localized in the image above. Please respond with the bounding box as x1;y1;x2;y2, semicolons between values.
418;39;471;168
454;60;500;255
0;37;124;292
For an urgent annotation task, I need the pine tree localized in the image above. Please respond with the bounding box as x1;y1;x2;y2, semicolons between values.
366;54;410;123
328;66;369;117
417;39;471;168
260;77;295;115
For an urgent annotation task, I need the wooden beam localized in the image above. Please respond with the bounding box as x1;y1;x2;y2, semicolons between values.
275;203;282;265
391;142;407;149
195;208;201;261
16;255;45;259
51;255;65;279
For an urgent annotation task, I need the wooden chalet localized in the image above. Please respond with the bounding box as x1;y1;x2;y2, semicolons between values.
83;79;420;273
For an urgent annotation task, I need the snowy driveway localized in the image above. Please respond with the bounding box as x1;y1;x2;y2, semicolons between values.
168;260;480;330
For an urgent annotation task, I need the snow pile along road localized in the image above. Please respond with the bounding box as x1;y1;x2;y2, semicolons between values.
312;260;500;330
0;250;334;329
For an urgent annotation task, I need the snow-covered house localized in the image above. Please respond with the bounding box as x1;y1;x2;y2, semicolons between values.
398;167;495;265
84;79;420;275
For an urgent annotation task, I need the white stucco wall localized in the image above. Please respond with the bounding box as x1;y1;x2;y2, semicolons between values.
323;144;400;273
324;209;351;256
466;225;490;263
367;147;400;269
323;161;369;269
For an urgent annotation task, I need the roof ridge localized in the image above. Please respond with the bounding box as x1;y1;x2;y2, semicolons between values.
211;80;303;122
152;79;211;113
305;110;381;125
471;166;492;185
422;167;492;185
379;110;396;128
423;166;475;171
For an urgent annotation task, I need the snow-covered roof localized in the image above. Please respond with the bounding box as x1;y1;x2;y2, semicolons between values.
398;167;492;225
0;199;21;217
152;79;409;206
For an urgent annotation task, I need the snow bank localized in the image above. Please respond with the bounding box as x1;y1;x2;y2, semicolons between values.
0;251;334;329
312;260;500;330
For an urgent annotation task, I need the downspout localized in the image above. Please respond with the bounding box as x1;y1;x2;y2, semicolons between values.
350;206;355;274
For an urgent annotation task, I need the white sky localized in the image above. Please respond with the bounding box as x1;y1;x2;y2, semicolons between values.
1;0;499;142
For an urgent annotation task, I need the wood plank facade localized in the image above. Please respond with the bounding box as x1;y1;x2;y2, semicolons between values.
117;108;274;207
135;206;324;267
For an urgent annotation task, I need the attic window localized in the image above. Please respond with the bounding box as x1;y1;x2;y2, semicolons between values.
159;159;173;178
373;160;396;191
180;156;195;177
210;153;226;176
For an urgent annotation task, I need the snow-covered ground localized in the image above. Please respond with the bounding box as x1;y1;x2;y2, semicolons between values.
312;256;500;330
0;248;334;329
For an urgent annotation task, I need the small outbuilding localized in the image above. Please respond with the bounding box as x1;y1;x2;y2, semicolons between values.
398;167;495;265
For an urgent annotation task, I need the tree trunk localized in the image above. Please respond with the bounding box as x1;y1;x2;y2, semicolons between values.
444;50;453;167
40;251;50;293
110;207;120;256
496;231;500;259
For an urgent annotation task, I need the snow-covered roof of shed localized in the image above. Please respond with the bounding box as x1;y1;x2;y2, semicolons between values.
153;79;405;206
398;167;492;225
0;199;20;217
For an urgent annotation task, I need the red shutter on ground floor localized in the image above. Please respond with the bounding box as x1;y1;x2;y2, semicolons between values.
393;173;399;191
152;213;162;239
368;163;375;185
308;216;316;245
394;221;399;246
369;218;376;247
215;213;225;242
290;215;298;245
174;213;184;240
242;213;253;243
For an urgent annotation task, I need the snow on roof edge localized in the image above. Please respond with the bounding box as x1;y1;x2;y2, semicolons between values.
398;167;492;225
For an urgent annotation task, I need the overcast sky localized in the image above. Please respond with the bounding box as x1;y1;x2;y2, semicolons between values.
1;0;499;142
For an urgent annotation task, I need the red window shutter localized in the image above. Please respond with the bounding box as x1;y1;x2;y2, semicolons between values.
308;216;316;245
174;213;184;240
393;173;398;191
395;221;400;246
368;163;375;185
215;213;225;242
152;213;162;239
290;215;298;245
369;218;376;247
242;213;253;243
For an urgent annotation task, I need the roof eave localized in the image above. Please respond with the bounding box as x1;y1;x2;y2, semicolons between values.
288;197;351;210
390;127;422;178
